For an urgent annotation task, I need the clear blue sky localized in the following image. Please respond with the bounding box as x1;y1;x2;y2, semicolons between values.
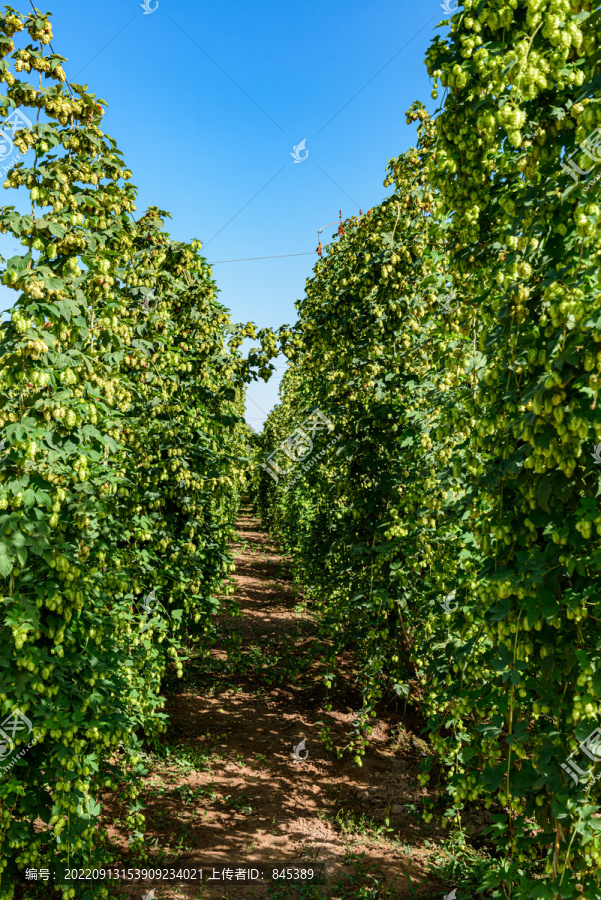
0;0;451;429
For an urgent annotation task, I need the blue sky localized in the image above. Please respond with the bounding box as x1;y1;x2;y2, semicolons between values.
0;0;451;429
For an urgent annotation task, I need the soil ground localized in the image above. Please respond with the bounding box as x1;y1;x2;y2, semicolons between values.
19;509;492;900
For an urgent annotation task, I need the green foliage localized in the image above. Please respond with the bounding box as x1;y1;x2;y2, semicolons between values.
0;7;275;896
258;1;601;896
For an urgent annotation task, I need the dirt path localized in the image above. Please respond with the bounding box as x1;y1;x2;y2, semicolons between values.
100;510;476;899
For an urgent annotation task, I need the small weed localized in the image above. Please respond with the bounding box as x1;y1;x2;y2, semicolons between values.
169;827;193;853
332;807;396;844
427;833;524;899
222;792;254;815
175;783;218;804
151;740;219;773
138;838;174;867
